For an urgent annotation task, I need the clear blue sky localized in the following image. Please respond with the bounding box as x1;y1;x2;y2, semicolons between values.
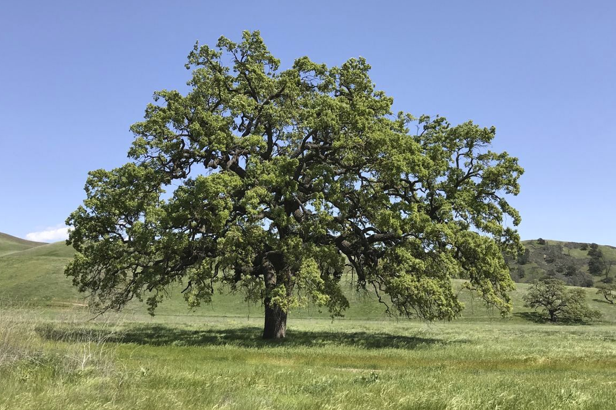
1;0;614;244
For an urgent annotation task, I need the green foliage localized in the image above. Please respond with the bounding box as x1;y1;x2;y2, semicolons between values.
588;244;605;276
567;271;594;288
517;248;530;265
523;279;601;322
587;243;614;283
65;31;523;335
537;238;546;245
564;263;577;276
505;241;616;287
588;243;601;257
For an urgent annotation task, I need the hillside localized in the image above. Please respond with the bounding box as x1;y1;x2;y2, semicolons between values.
2;232;616;322
0;232;45;257
507;239;616;287
0;240;78;304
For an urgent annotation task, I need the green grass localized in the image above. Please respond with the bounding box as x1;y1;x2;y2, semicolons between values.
0;232;44;257
3;233;616;408
3;312;616;409
0;241;80;303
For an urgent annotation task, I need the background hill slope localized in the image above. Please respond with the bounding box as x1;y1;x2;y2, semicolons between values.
0;240;78;304
1;232;616;321
507;239;616;286
0;232;45;257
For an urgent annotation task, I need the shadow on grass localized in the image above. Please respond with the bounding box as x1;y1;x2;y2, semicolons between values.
514;312;596;325
35;323;458;350
514;312;549;323
592;298;615;305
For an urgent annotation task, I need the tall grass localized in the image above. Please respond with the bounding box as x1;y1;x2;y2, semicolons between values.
0;308;120;382
2;312;616;409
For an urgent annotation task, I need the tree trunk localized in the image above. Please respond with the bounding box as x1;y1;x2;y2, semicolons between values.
262;257;289;339
263;299;287;339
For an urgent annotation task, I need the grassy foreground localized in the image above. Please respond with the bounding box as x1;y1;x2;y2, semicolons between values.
3;235;616;408
2;309;616;410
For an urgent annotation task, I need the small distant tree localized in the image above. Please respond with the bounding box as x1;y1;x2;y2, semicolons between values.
564;263;577;277
588;257;604;276
523;279;601;322
566;271;594;288
537;238;546;245
588;243;601;256
580;243;588;251
596;284;616;304
517;248;530;265
587;244;613;280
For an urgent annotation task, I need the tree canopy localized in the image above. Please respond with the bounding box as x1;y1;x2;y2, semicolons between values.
66;31;523;338
524;278;600;322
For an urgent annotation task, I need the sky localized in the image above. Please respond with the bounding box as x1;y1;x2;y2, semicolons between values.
0;0;614;245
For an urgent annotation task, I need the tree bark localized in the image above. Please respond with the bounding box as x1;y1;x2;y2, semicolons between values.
262;256;288;339
263;299;287;339
549;310;557;322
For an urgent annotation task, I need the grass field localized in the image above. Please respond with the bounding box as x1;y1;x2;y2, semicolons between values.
2;310;616;410
3;236;616;409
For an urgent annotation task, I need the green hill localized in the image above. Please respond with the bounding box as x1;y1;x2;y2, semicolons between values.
2;232;616;322
0;232;45;257
0;240;78;304
507;239;616;287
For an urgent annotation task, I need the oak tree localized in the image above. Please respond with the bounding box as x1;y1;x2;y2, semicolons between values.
66;31;523;339
524;279;600;322
587;243;614;280
596;283;616;304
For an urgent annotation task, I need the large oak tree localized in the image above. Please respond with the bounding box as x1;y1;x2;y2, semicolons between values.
66;31;523;339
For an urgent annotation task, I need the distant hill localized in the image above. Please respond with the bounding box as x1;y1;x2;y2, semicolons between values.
2;231;616;322
0;232;46;257
0;236;78;304
506;239;616;287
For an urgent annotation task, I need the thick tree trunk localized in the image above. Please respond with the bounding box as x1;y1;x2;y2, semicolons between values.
261;253;292;339
263;299;287;339
549;311;557;322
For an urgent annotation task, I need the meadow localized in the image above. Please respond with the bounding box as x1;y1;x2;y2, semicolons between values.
3;309;616;410
2;237;616;409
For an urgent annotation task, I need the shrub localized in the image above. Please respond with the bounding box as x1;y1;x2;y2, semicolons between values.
517;249;530;265
564;264;577;277
570;272;595;288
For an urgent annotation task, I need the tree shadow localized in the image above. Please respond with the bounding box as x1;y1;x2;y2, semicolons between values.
592;298;615;305
35;323;461;350
514;311;596;325
514;312;549;323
